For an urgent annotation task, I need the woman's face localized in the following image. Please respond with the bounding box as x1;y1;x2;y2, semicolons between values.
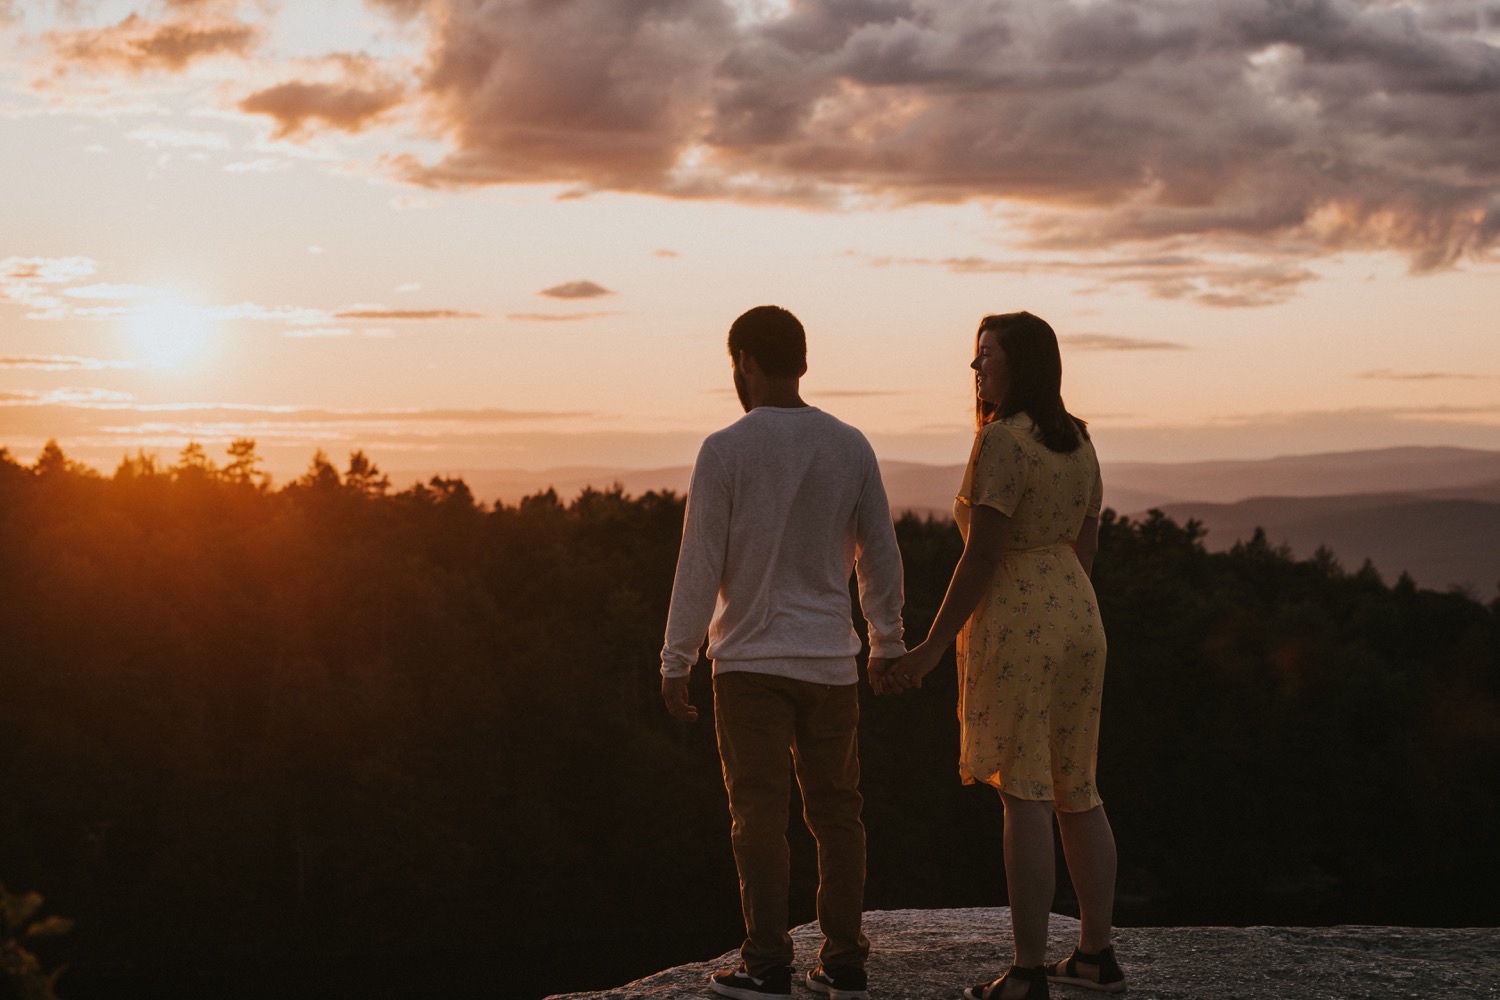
972;328;1008;406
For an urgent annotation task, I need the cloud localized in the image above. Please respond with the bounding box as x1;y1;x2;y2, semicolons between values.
539;280;614;299
1;256;96;285
125;124;232;150
0;255;99;313
506;311;619;322
63;283;165;300
862;247;1318;308
45;11;259;75
364;0;430;20
240;80;406;138
1356;368;1500;381
399;1;737;188
331;308;482;320
0;262;474;332
223;157;292;173
371;0;1499;278
1061;334;1190;352
0;355;135;371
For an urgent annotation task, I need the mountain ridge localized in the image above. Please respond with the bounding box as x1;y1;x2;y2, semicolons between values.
391;446;1500;594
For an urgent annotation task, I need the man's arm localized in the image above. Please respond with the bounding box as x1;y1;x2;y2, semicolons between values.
659;443;730;721
852;454;906;671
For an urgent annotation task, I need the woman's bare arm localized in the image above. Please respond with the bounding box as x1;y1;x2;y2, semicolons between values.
1073;514;1099;577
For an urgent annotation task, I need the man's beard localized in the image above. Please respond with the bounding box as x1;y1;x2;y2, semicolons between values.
733;368;751;412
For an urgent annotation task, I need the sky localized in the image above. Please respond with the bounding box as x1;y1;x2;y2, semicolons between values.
2;0;1498;484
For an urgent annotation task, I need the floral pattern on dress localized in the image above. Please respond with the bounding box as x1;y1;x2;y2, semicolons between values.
952;414;1108;812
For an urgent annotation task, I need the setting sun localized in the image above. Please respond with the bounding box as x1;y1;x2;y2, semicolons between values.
124;297;215;370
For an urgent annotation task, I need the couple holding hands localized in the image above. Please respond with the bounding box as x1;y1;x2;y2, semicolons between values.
661;306;1123;1000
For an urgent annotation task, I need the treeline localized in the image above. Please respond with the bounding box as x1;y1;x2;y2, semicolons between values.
1;440;1497;999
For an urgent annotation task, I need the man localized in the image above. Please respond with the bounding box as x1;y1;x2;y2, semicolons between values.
661;305;906;1000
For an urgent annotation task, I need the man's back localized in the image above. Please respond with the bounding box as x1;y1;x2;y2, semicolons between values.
662;405;904;684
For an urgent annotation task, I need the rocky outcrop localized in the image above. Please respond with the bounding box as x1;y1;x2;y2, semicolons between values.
544;907;1500;999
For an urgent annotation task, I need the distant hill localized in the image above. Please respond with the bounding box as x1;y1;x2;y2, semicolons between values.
1152;493;1500;594
1105;446;1500;504
403;445;1500;594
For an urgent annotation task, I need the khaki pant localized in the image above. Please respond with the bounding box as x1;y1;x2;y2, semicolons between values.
713;671;870;977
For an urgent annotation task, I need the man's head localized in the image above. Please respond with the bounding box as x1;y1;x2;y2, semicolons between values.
727;305;807;412
728;305;807;377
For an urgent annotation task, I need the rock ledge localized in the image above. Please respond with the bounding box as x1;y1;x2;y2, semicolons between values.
545;907;1499;999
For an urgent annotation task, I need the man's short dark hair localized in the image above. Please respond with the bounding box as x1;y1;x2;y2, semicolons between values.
727;305;806;378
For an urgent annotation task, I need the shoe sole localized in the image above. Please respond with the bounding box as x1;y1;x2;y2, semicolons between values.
1047;973;1126;993
806;973;869;999
709;976;792;1000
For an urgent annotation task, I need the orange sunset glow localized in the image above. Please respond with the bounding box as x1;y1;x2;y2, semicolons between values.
2;0;1498;486
5;7;1500;1000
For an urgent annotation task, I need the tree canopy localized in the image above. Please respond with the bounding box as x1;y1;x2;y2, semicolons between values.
2;441;1496;999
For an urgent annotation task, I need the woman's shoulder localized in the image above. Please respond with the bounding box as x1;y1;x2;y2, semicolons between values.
978;414;1038;446
979;412;1033;432
972;416;1042;473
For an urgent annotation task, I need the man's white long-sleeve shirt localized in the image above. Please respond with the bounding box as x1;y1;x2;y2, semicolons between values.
660;405;906;685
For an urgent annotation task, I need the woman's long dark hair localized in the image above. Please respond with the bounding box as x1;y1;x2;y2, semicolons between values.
975;311;1089;453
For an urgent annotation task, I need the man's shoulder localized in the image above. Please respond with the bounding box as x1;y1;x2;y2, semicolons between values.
701;413;756;451
704;407;876;458
802;406;876;445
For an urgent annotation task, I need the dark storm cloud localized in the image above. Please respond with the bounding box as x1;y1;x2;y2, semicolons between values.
374;0;1500;274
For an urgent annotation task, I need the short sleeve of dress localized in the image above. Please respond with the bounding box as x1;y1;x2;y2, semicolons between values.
957;422;1025;517
1085;462;1103;518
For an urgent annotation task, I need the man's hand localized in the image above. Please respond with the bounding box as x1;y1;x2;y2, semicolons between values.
888;642;942;693
867;656;899;696
661;674;699;722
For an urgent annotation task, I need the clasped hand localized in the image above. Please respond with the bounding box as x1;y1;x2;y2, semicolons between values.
868;641;942;696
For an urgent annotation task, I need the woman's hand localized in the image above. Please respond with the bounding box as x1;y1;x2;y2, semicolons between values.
883;641;944;694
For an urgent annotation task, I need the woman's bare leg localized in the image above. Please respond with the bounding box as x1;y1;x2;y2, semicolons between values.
999;792;1056;969
1056;803;1117;961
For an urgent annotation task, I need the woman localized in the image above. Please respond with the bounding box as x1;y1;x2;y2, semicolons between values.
884;312;1124;1000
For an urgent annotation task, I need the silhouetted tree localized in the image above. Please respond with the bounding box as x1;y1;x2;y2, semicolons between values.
0;447;1494;1000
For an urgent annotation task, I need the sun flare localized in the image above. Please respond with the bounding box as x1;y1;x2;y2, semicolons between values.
125;297;215;370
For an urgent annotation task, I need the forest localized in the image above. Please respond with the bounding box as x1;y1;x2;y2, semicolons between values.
2;439;1497;1000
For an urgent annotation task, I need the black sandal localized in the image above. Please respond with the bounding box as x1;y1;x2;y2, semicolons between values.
963;964;1049;1000
1046;945;1125;993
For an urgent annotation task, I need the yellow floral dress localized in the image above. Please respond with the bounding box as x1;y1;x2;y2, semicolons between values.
953;414;1107;812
